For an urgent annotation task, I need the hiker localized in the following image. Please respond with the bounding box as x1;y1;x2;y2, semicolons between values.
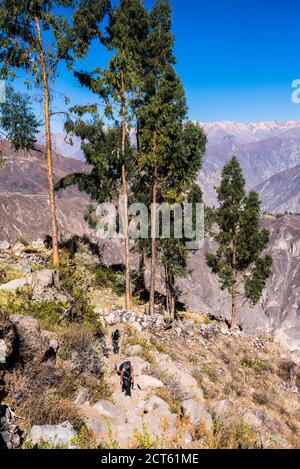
111;329;121;355
120;361;134;397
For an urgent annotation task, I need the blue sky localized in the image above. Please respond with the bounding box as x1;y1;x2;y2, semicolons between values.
11;0;300;130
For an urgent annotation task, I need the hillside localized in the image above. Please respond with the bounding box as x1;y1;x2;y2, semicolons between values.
256;164;300;214
0;140;92;241
1;242;300;449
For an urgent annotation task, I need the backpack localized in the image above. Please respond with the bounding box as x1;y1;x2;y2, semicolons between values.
123;364;131;381
112;330;120;341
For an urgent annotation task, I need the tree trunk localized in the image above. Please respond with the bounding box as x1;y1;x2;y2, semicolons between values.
149;158;158;316
35;18;59;268
120;70;131;309
231;239;237;328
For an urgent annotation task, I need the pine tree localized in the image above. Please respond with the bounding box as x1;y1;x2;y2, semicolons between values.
0;0;108;267
206;156;273;327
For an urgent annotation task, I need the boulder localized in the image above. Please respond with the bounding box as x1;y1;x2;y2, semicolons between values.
0;309;16;366
143;395;170;414
12;242;26;254
242;408;278;435
103;313;116;325
0;241;10;252
126;344;143;356
0;405;22;449
75;387;90;406
181;399;212;432
0;277;29;292
131;322;143;333
84;417;105;442
30;421;77;447
29;269;55;301
10;315;53;364
136;375;164;390
92;400;126;423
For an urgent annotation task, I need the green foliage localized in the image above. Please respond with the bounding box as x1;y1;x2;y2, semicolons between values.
206;156;273;317
0;85;40;150
134;421;160;449
93;265;125;295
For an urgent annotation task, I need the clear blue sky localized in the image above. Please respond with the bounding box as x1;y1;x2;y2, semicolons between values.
13;0;300;130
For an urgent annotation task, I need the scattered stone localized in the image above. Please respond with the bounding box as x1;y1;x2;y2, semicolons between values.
143;396;170;414
126;344;143;356
0;277;28;292
0;309;16;366
30;421;77;448
104;313;116;325
0;241;10;252
0;405;22;449
10;314;53;364
20;259;32;274
12;242;26;254
181;399;212;432
136;375;164;390
92;400;126;423
75;387;90;406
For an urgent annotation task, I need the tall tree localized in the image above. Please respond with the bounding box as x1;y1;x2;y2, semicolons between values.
138;0;187;315
0;0;108;267
206;156;273;328
71;0;148;309
158;124;207;319
0;84;40;152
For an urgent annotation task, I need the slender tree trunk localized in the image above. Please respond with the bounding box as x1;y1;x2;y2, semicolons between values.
35;18;59;268
120;70;131;309
231;239;237;328
149;135;158;316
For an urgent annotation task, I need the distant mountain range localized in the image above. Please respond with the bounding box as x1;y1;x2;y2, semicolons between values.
195;120;300;211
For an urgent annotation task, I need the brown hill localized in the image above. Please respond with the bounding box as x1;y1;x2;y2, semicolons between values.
0;140;92;242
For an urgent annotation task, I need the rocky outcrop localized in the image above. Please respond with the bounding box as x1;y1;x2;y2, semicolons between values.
0;310;16;367
30;421;77;448
10;315;55;364
181;399;212;432
0;405;22;449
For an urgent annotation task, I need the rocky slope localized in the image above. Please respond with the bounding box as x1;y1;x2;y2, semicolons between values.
0;140;92;241
1;246;300;449
179;215;300;360
255;164;300;214
191;121;300;210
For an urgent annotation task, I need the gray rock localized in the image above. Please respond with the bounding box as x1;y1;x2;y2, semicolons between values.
0;309;16;366
20;259;32;274
104;313;116;325
181;399;212;432
0;241;10;251
10;314;52;363
136;375;164;390
75;387;90;406
29;269;55;301
0;277;28;292
92;400;126;423
144;396;170;414
132;322;143;332
84;417;105;441
12;242;26;253
30;421;77;447
126;344;143;356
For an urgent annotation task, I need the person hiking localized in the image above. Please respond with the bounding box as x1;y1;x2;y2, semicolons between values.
120;361;134;397
111;329;121;355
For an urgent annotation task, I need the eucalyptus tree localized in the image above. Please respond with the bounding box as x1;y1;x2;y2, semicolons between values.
206;157;273;327
0;0;109;266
